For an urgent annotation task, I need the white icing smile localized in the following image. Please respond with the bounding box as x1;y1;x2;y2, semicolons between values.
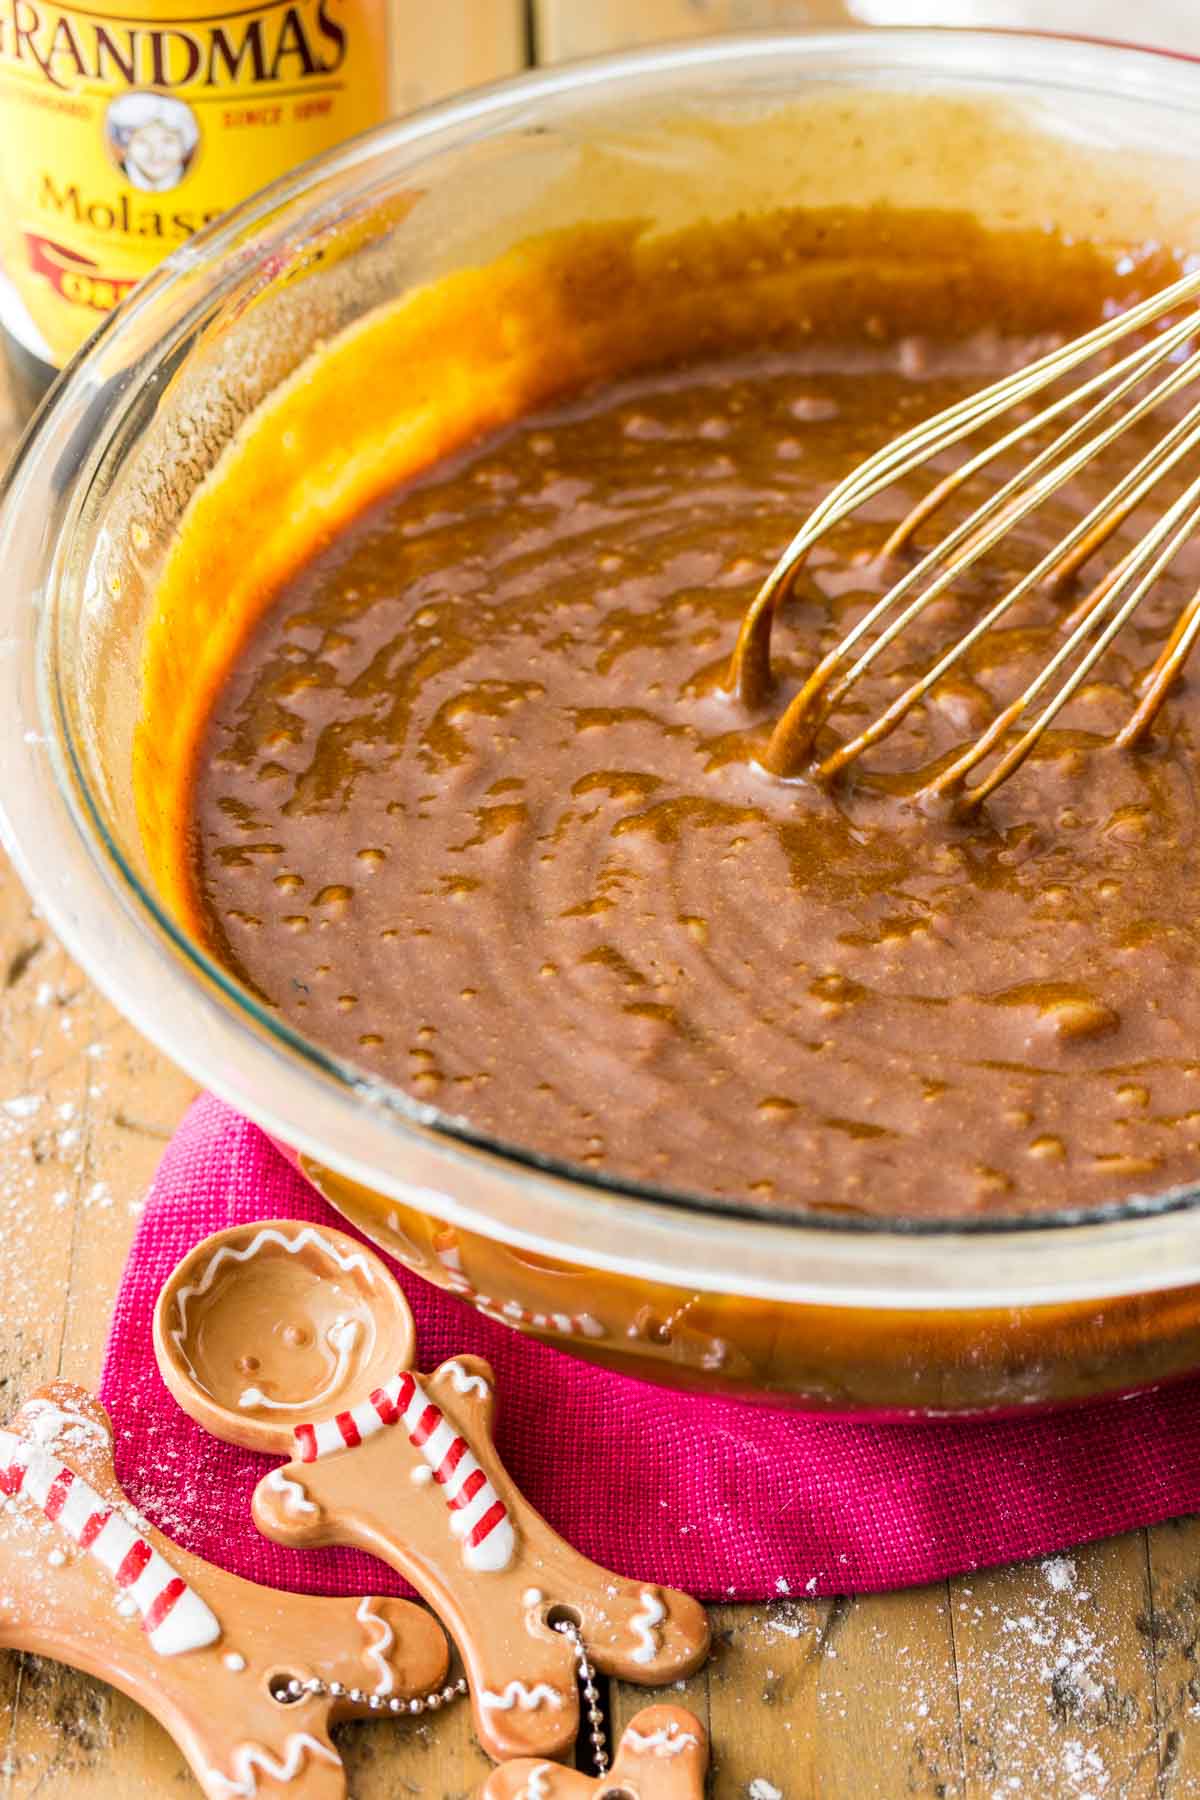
479;1682;563;1712
238;1316;371;1413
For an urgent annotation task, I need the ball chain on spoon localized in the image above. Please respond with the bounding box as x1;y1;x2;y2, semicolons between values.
282;1618;610;1773
281;1670;468;1715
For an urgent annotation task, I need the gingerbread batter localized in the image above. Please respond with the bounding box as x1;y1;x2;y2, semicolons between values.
183;227;1200;1221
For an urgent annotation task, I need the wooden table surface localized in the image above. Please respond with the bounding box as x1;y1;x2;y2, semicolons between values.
4;374;1200;1800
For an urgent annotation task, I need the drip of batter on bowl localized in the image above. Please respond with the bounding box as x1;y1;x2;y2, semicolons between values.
140;202;1200;1221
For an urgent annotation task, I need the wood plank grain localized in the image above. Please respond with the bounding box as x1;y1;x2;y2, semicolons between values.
1145;1513;1200;1796
948;1536;1161;1799
0;863;200;1796
337;1699;494;1799
532;0;858;63
391;0;526;116
617;1590;964;1799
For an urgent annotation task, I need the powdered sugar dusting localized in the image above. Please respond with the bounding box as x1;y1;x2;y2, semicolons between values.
950;1554;1129;1800
1043;1556;1078;1595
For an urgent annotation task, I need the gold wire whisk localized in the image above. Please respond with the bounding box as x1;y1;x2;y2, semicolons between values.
726;268;1200;810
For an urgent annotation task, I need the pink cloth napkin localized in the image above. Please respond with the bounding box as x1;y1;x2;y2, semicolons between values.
99;1095;1200;1600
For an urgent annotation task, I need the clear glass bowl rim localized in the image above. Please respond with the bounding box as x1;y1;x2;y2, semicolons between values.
6;25;1200;1309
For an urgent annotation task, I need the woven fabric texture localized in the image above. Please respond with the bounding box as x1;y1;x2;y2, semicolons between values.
98;1094;1200;1600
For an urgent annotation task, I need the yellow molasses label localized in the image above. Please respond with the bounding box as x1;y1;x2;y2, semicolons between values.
0;0;391;366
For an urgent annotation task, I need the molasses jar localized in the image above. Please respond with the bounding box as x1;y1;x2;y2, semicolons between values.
0;0;525;422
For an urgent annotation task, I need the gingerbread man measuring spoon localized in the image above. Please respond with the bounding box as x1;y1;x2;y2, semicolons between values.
0;1381;450;1799
154;1221;711;1764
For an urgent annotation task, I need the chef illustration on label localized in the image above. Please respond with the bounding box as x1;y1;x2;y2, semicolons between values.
154;1220;712;1765
104;92;200;192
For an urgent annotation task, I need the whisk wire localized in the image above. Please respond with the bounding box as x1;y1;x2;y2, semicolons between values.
753;322;1195;767
729;268;1200;807
953;467;1200;805
769;350;1200;779
727;268;1200;708
879;309;1200;563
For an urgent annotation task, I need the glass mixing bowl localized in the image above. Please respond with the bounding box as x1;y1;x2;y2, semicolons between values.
7;28;1200;1416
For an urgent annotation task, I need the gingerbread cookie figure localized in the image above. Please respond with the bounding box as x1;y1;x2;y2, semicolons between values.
155;1221;711;1764
479;1705;708;1800
0;1382;451;1799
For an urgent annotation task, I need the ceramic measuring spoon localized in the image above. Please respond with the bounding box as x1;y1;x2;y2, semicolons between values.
154;1220;711;1764
0;1381;449;1800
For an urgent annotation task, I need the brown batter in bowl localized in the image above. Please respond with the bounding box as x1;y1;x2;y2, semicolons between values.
18;34;1200;1410
178;284;1200;1224
181;260;1200;1221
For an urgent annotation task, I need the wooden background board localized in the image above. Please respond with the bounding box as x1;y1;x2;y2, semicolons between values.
7;1;1200;1770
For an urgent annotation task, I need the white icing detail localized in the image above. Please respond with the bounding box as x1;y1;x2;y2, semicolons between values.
224;1653;246;1672
421;1419;458;1470
480;1683;563;1712
624;1722;700;1758
630;1588;666;1666
265;1468;318;1516
463;1524;515;1574
298;1370;516;1572
150;1587;226;1659
411;1465;433;1485
0;1429;221;1658
441;1360;490;1399
59;1482;103;1539
204;1733;341;1797
47;1548;66;1567
172;1228;376;1388
355;1597;396;1697
522;1587;544;1608
21;1400;107;1454
239;1315;372;1412
520;1764;554;1800
434;1245;605;1339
